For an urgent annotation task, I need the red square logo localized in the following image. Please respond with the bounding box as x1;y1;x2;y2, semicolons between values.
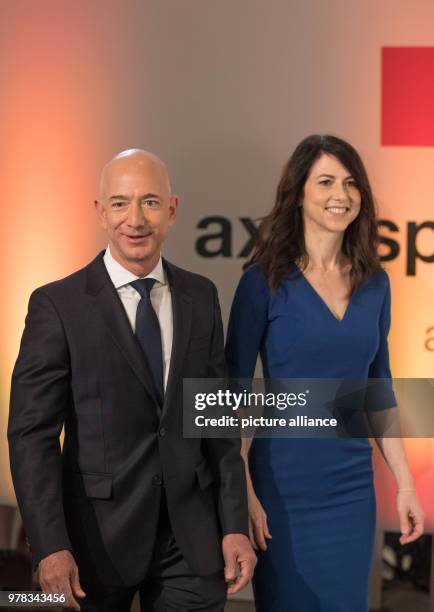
382;47;434;146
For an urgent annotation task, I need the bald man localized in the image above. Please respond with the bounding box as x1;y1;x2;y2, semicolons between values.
8;150;255;611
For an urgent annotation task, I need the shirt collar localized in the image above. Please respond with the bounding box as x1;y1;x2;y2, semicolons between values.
103;245;166;289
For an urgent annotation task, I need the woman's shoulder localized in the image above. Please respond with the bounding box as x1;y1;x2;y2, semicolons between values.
237;264;270;294
368;268;390;290
236;263;302;300
360;268;391;303
230;265;271;318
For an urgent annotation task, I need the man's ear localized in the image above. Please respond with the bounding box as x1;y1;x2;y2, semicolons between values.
94;199;107;229
169;195;179;224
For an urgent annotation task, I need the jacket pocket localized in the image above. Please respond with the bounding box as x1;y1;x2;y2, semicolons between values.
195;459;214;490
68;472;113;499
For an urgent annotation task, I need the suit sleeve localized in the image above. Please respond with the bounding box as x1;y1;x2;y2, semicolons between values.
202;282;249;537
8;289;72;568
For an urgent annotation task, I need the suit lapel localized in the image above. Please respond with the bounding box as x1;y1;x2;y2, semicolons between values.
85;252;160;406
162;260;192;419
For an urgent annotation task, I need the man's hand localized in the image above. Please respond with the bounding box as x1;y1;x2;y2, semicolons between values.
222;533;257;594
38;550;86;610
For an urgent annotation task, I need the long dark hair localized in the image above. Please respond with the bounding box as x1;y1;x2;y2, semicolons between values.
246;134;381;294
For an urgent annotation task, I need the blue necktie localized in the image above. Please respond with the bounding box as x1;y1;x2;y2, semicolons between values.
131;278;164;407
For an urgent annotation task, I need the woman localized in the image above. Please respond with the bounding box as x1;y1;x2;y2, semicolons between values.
225;135;424;611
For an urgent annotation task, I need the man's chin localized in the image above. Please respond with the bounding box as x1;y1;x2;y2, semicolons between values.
125;251;152;261
122;247;158;263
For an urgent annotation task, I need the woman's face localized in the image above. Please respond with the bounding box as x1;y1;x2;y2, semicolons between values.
301;153;361;234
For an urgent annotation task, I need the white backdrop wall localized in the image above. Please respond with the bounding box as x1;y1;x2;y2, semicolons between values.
1;0;433;530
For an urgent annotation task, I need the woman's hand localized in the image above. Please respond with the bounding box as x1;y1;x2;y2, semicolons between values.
247;486;272;551
397;489;424;545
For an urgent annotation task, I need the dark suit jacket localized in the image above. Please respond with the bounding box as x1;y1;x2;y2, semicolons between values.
8;252;248;587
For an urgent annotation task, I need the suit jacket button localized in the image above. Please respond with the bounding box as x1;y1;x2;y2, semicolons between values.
159;427;166;437
152;474;163;486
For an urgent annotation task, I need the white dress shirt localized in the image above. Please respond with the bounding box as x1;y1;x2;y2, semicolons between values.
103;246;173;390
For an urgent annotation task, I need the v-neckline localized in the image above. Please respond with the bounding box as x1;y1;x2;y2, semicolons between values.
298;271;352;324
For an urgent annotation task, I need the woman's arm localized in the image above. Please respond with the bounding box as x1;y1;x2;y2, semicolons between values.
369;272;424;544
374;436;424;544
226;267;271;550
241;437;272;551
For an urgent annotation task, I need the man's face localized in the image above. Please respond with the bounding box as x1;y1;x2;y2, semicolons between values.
96;158;178;273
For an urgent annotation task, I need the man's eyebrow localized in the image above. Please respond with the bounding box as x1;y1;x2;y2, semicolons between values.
140;193;161;199
109;193;161;200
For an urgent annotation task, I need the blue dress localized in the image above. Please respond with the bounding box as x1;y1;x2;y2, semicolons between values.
225;265;392;612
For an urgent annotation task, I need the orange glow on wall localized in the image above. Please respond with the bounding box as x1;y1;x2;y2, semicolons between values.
0;3;112;504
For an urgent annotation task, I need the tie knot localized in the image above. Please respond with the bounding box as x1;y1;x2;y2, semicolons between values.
131;278;157;298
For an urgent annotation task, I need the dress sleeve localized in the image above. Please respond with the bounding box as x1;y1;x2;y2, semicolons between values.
225;266;269;378
366;272;397;413
368;271;392;379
